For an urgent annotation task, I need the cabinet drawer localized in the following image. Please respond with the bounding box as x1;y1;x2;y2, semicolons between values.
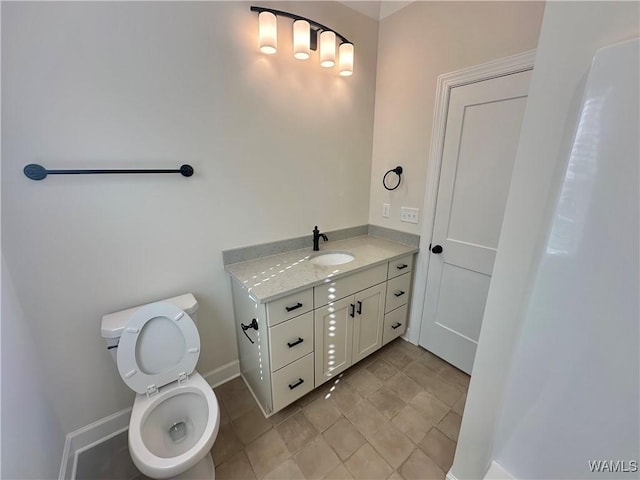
269;312;314;371
383;305;408;345
267;288;313;327
271;353;314;412
385;273;411;313
314;263;387;308
388;254;414;280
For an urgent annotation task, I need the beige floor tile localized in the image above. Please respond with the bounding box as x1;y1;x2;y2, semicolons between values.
384;372;422;403
418;351;449;374
223;384;260;420
325;463;355;479
323;417;366;461
245;429;291;478
383;347;414;371
269;403;300;426
219;401;231;426
438;364;471;389
344;444;393;480
328;381;362;415
403;362;439;388
212;423;244;466
345;399;388;439
392;340;425;360
303;397;342;432
297;384;329;407
368;388;406;419
452;391;467;416
232;407;273;445
294;436;341;479
216;451;257;480
215;376;246;396
408;392;449;425
264;459;305;480
367;359;399;382
345;368;383;397
390;405;435;444
437;411;462;442
418;428;457;472
398;449;445;480
368;423;415;469
276;411;319;454
424;376;464;407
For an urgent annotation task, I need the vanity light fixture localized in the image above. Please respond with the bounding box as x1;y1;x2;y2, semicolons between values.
258;11;277;54
250;6;354;76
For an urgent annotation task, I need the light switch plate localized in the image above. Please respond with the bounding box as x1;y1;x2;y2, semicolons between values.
400;207;419;224
382;203;390;218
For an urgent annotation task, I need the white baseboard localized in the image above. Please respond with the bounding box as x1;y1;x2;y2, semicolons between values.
202;360;240;389
59;407;131;480
58;360;239;480
484;461;515;479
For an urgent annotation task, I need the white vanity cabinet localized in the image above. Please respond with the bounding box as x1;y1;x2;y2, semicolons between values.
314;264;387;386
382;254;414;345
230;252;415;417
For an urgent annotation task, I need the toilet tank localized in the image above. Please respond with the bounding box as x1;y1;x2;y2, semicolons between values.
101;293;199;361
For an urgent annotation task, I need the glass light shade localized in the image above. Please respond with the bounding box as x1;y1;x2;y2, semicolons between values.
293;20;310;60
319;30;336;67
339;43;354;76
258;11;277;54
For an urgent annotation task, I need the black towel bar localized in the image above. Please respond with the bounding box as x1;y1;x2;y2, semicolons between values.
23;163;194;181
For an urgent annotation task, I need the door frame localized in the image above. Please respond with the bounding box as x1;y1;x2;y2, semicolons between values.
405;50;537;346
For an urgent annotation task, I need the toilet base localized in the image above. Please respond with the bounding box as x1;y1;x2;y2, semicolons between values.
170;452;214;480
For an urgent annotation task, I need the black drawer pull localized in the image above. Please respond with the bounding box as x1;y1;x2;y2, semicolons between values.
394;290;406;297
287;337;304;348
357;301;363;315
349;303;355;318
289;378;304;390
285;302;303;312
391;322;403;330
396;264;408;270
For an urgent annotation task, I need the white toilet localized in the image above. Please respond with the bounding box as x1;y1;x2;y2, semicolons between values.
101;294;220;479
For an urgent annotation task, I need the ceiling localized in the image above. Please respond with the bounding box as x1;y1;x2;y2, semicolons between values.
338;1;413;21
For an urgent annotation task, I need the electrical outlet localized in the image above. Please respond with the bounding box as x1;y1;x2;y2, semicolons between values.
400;207;419;224
382;203;390;218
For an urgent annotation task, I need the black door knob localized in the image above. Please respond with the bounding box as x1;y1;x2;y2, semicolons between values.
431;244;443;254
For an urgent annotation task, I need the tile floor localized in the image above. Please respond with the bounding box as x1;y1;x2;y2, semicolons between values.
212;338;469;480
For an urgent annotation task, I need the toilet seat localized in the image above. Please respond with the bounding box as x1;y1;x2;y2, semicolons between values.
117;302;200;395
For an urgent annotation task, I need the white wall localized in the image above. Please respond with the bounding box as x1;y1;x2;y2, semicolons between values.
368;1;544;235
1;256;66;478
452;2;640;478
1;1;378;434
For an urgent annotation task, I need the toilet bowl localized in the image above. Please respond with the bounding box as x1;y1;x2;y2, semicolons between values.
101;294;219;480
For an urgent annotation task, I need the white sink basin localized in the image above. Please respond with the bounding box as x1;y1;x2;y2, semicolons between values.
310;251;355;266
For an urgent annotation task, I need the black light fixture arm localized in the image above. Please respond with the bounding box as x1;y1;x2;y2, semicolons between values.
250;6;352;48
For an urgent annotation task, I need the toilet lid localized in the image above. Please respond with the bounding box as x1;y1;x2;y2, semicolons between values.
116;302;200;394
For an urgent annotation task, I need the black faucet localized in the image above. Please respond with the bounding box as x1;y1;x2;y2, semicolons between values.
312;226;328;251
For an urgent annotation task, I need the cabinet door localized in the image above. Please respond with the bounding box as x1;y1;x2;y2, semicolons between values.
352;283;386;364
314;296;354;386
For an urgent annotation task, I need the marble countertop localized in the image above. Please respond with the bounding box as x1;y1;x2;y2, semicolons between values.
225;235;419;303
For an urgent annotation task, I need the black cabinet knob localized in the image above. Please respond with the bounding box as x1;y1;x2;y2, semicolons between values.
431;244;443;254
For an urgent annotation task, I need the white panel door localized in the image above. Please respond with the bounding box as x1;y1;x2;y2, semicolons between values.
419;70;532;374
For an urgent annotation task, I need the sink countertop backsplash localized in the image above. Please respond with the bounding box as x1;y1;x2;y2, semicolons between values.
225;235;418;303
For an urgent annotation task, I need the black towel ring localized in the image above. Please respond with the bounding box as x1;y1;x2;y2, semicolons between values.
383;166;403;191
